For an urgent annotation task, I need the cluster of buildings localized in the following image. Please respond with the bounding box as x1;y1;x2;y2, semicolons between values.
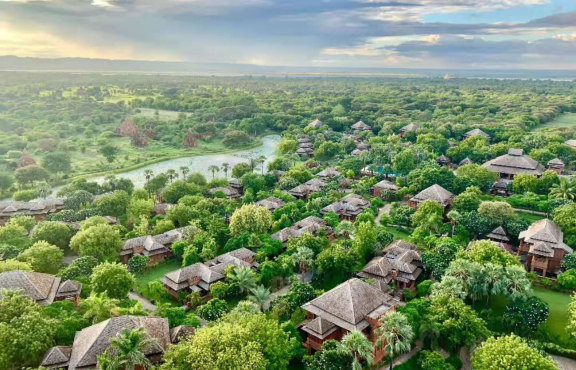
0;198;64;225
120;227;192;265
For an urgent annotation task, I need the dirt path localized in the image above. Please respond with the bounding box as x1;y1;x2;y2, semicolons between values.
128;292;156;311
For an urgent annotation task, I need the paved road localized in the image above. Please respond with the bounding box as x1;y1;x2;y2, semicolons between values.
128;292;156;311
552;355;576;370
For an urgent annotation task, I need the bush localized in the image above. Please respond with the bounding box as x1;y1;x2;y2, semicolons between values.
128;255;149;274
417;280;434;297
13;189;37;201
558;269;576;289
196;298;229;321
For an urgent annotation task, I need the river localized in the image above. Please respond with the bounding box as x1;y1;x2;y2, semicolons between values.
49;135;281;197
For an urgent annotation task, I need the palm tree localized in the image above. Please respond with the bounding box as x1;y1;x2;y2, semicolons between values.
144;169;154;182
248;156;258;172
257;155;266;175
248;285;271;311
550;177;575;200
97;350;116;370
419;320;441;350
335;221;355;247
180;166;190;179
376;312;414;370
340;331;374;370
208;165;220;180
505;265;532;301
166;169;178;183
227;267;257;294
80;292;119;324
221;162;230;178
109;328;156;370
286;153;300;167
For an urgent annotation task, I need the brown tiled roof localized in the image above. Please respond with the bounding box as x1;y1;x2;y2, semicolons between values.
308;119;323;128
0;199;64;217
463;128;490;139
548;158;564;166
410;184;454;206
122;227;191;256
486;226;510;242
255;197;286;212
399;123;420;133
372;179;399;192
64;316;170;370
170;325;195;343
302;278;397;332
316;167;342;180
483;149;545;176
271;216;332;243
320;194;370;217
288;178;326;197
41;346;72;369
301;317;338;339
459;157;474;166
0;270;60;305
565;140;576;148
351;121;371;131
519;219;573;254
358;240;422;284
209;187;240;198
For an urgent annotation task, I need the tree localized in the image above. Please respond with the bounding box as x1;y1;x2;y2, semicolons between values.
128;255;150;274
315;142;343;161
42;152;72;174
80;292;120;324
340;331;374;370
562;254;576;271
161;180;202;203
17;241;63;273
411;200;444;234
106;328;155;370
353;221;377;262
460;240;521;267
452;186;482;213
227;267;258;294
478;201;516;225
512;174;539;194
70;223;122;261
160;312;297;370
554;203;576;246
393;150;417;175
455;164;498;192
558;269;576;289
232;162;252;178
99;144;119;163
91;262;136;299
278;139;298;154
32;221;74;250
94;190;131;217
14;165;50;185
248;285;271;312
208;165;220;179
0;290;56;369
503;296;549;336
304;339;353;370
196;298;229;321
0;172;14;192
223;130;252;148
426;294;489;351
471;335;557;370
568;293;576;338
229;204;272;236
0;259;32;273
418;350;455;370
376;312;414;370
550;177;575;200
314;243;355;280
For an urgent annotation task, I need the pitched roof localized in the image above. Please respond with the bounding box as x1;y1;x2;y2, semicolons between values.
410;184;454;206
519;219;573;254
301;317;338;339
320;194;370;217
316;167;341;179
486;226;510;242
483;149;545;176
463;128;490;139
308;119;323;128
301;278;397;332
0;198;64;217
41;346;72;368
0;270;60;305
548;158;564;166
459;157;474;166
372;179;399;192
255;197;286;212
399;123;420;133
565;139;576;148
66;316;170;370
271;216;331;243
351;121;371;131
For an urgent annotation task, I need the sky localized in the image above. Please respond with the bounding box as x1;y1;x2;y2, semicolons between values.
1;0;576;69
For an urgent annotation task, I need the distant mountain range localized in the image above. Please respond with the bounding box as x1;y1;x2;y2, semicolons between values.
1;55;575;80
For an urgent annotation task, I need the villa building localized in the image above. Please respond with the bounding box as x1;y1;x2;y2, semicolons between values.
0;198;64;225
408;184;455;211
398;123;420;137
463;128;491;140
0;270;81;306
255;197;286;213
371;179;399;198
351;120;371;132
288;178;327;199
316;167;342;181
483;149;545;180
120;227;191;265
271;216;334;245
320;194;371;221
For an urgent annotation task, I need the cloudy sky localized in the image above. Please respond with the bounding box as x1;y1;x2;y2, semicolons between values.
1;0;575;69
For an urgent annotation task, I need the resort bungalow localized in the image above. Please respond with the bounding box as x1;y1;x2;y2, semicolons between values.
371;179;399;198
408;184;455;212
316;167;342;181
0;198;64;225
547;158;565;175
463;128;491;140
320;194;371;221
255;197;286;213
483;149;545;180
357;240;423;292
398;123;420;138
162;248;257;298
271;216;334;245
288;178;327;199
41;316;193;369
351;120;372;132
0;270;82;306
518;219;573;277
485;226;513;252
564;139;576;149
120;227;192;265
300;278;400;364
458;157;473;166
436;155;451;167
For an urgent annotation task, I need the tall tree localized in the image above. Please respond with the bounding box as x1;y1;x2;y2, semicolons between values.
376;312;414;370
109;328;156;370
340;331;374;370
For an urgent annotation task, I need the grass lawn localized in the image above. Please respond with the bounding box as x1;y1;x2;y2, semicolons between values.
135;108;188;121
515;211;546;223
535;113;576;131
135;258;181;294
384;226;412;241
533;287;572;343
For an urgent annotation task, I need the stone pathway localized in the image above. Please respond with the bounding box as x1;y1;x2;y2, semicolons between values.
270;285;290;302
459;347;472;370
552;355;576;370
128;292;156;311
375;204;392;224
377;340;423;369
62;255;79;265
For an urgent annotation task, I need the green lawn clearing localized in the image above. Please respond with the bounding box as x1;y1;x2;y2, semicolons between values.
384;226;412;241
534;287;572;343
515;211;546;223
535;113;576;131
135;258;181;293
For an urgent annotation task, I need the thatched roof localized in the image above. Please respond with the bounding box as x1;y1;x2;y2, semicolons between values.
410;184;454;206
0;271;81;305
459;157;473;166
0;199;64;217
358;240;422;284
437;155;451;164
170;325;195;343
519;219;573;254
41;346;72;369
316;167;342;180
122;227;191;256
372;179;399;192
301;278;397;332
288;178;326;197
255;197;286;212
271;216;331;243
483;149;545;176
463;128;490;139
564;139;576;148
301;317;338;339
62;316;171;370
486;226;510;242
209;187;240;198
548;158;565;166
399;123;420;133
351;121;371;131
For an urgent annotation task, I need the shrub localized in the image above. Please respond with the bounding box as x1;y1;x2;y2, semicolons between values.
128;255;150;274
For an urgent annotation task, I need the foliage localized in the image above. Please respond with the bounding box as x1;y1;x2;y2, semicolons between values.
472;335;557;370
503;296;549;336
478;201;516;225
91;262;136;299
0;259;32;273
70;223;122;261
375;312;414;364
229;204;273;236
558;269;576;289
128;255;150;274
32;221;75;250
17;240;63;273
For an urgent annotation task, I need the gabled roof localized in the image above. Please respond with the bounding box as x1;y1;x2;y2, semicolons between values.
459;157;473;166
519;219;573;254
301;317;338;339
302;278;397;332
320;194;370;216
271;216;331;243
372;179;399;192
483;149;545;176
410;184;454;206
308;119;323;128
255;197;286;212
163;263;223;291
486;226;510;242
66;316;170;370
548;158;564;166
351;121;371;131
463;128;490;139
41;346;72;368
316;167;342;179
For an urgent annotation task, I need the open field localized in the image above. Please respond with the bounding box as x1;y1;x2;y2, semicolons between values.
135;108;189;121
535;113;576;131
135;258;181;294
